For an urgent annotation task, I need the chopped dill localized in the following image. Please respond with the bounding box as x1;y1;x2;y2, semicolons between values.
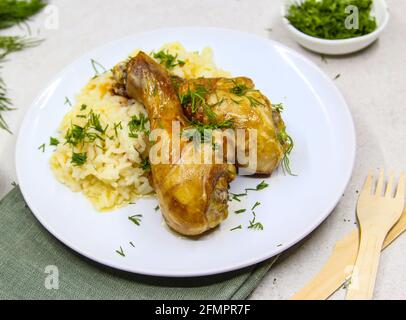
129;242;135;248
334;73;341;80
272;103;284;113
116;246;125;257
128;214;142;226
234;209;246;214
113;121;122;138
71;152;87;166
64;97;72;106
49;137;59;146
80;104;87;111
248;212;264;231
38;143;45;152
278;128;295;176
251;201;261;211
90;58;107;77
128;113;148;138
245;180;269;192
140;157;151;172
152;50;185;69
154;205;160;211
230;225;242;231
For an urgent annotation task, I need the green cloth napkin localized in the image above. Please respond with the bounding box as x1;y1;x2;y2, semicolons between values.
0;187;278;300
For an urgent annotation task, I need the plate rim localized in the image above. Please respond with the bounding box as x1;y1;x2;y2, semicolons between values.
15;27;356;277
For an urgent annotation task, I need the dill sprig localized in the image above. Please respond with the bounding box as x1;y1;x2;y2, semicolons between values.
0;0;47;133
0;36;42;132
0;0;47;30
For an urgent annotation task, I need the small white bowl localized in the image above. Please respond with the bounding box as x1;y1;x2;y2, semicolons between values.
281;0;389;55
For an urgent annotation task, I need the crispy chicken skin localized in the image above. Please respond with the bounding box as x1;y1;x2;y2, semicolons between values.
177;77;287;175
123;52;235;236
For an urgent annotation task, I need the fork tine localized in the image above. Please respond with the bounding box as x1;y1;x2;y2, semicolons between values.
361;171;374;195
385;171;395;197
395;172;405;199
375;169;385;196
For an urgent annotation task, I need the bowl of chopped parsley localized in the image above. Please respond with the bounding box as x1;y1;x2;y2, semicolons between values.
282;0;389;55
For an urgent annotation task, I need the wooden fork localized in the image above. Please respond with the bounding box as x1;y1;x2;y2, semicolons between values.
346;170;405;300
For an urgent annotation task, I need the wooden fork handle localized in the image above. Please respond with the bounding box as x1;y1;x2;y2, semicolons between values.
346;231;386;300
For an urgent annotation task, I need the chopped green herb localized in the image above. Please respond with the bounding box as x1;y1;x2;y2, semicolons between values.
129;242;135;248
154;205;160;211
90;58;107;76
251;201;261;211
230;225;242;231
38;143;45;152
286;0;377;40
11;181;17;187
89;110;107;134
71;152;87;166
49;137;59;146
128;214;142;226
80;104;87;111
64;97;72;106
140;157;151;172
152;50;185;69
245;180;269;192
248;212;264;231
278;128;295;176
234;209;246;214
113;121;122;138
128;113;148;138
272;103;284;113
334;73;341;80
116;246;125;257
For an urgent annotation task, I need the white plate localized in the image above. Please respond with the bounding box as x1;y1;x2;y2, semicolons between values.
16;27;356;277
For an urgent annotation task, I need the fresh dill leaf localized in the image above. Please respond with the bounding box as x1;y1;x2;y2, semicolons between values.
234;209;246;214
245;181;269;192
154;205;160;211
128;113;148;138
0;36;42;59
229;82;250;97
334;73;341;80
251;201;261;211
129;242;135;248
182;118;234;143
49;137;59;146
128;214;142;226
272;103;284;113
89;110;107;134
248;212;264;231
90;58;107;76
80;104;87;111
38;143;45;152
152;50;185;69
116;246;125;257
0;0;47;30
140;157;151;172
64;97;72;106
113;121;122;138
278;128;295;176
11;181;17;187
230;225;242;231
71;152;87;166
